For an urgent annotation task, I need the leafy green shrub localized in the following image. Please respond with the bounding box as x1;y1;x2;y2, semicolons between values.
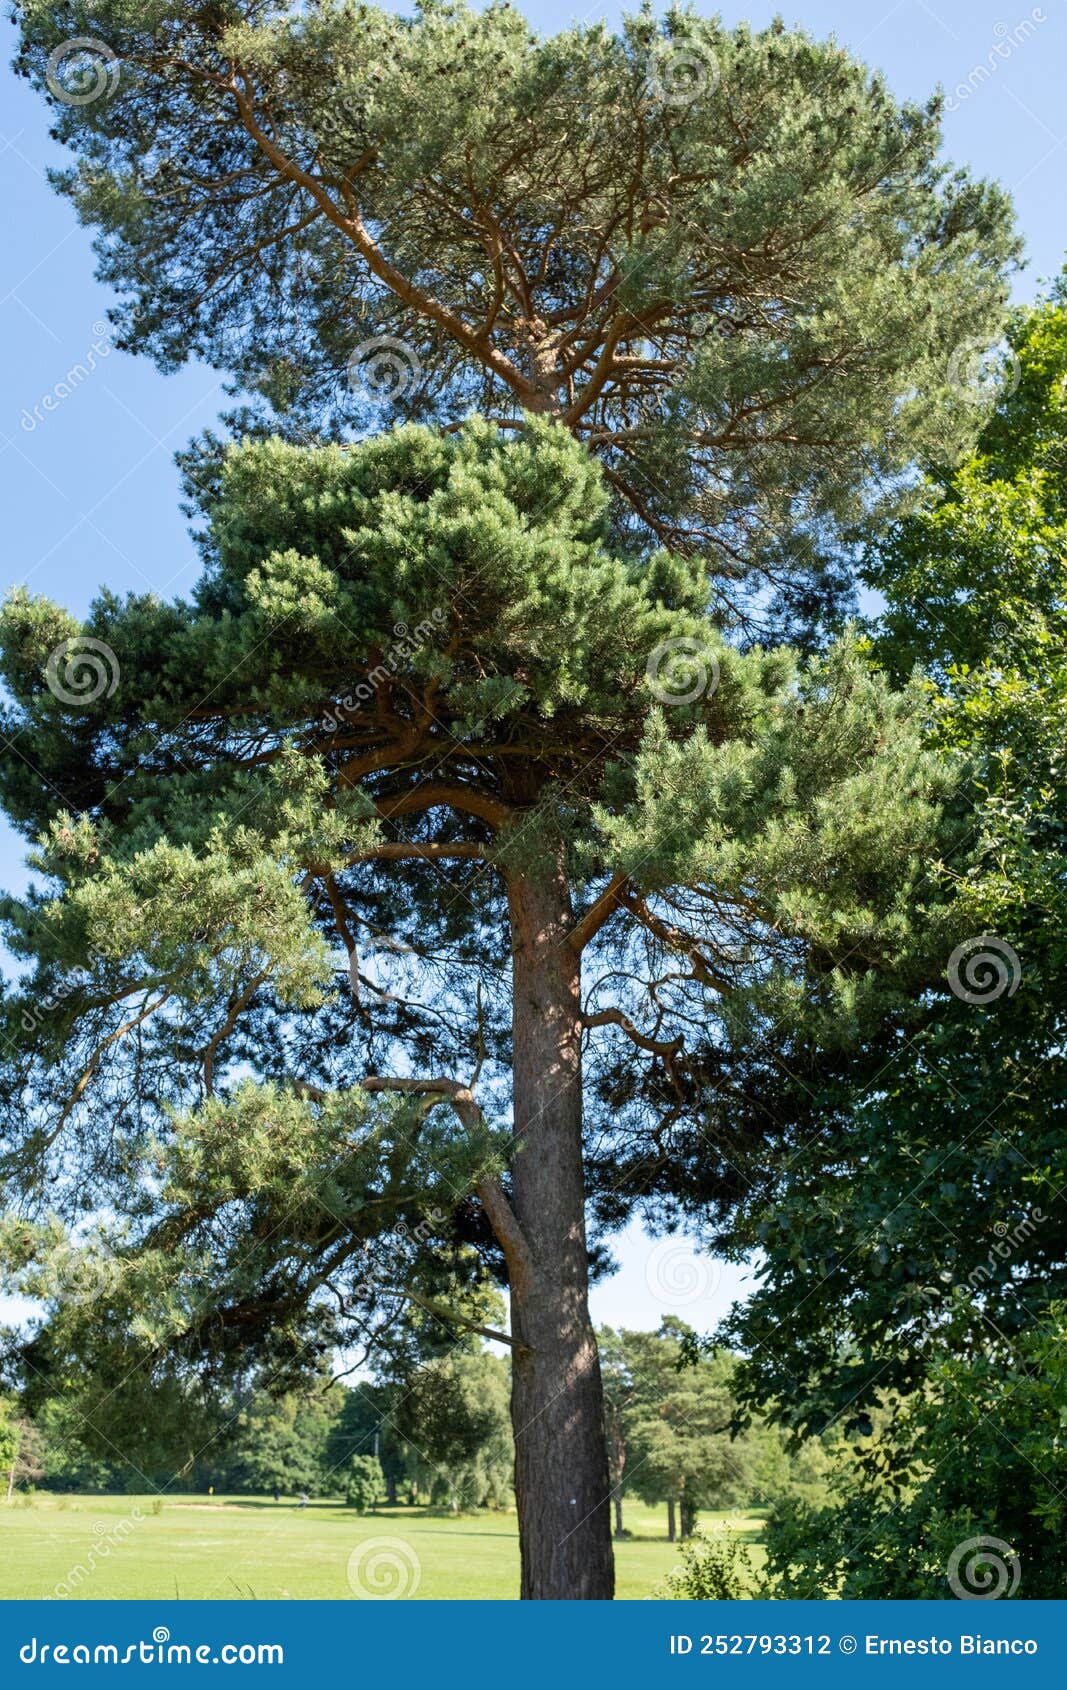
660;1530;761;1600
345;1454;384;1514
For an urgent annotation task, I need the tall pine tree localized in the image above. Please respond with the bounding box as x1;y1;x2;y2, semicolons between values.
2;1;1018;1597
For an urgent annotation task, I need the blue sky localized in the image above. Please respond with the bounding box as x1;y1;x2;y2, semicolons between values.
0;0;1062;1333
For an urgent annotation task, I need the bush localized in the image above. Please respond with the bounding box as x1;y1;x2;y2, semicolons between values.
660;1530;761;1600
345;1454;384;1513
760;1316;1067;1599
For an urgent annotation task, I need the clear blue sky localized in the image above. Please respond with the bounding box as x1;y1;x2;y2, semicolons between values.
0;1;1062;1331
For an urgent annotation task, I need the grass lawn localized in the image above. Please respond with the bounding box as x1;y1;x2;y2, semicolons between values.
0;1494;765;1600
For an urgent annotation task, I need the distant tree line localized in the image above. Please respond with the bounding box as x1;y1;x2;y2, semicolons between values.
2;1319;824;1528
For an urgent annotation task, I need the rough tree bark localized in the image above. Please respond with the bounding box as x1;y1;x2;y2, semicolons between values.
505;852;615;1600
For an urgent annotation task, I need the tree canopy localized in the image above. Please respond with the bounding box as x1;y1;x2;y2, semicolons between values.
0;418;958;1304
601;1319;761;1538
15;0;1018;636
0;416;961;1594
720;286;1067;1443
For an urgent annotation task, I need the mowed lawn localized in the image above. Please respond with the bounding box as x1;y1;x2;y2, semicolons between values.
0;1495;765;1600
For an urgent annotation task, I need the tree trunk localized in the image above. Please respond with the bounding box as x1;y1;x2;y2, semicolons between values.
667;1498;677;1543
505;854;614;1600
680;1496;698;1539
613;1491;624;1539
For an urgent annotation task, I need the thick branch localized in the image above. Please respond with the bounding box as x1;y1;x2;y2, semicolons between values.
567;871;629;954
374;783;513;830
349;842;488;864
582;1006;684;1059
618;890;733;994
396;1288;531;1354
228;72;538;404
361;1076;534;1295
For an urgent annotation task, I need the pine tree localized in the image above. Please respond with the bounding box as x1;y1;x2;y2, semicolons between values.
15;1;1016;638
3;420;958;1595
3;0;1019;1598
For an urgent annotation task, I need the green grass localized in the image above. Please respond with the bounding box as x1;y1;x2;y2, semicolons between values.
0;1494;765;1600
